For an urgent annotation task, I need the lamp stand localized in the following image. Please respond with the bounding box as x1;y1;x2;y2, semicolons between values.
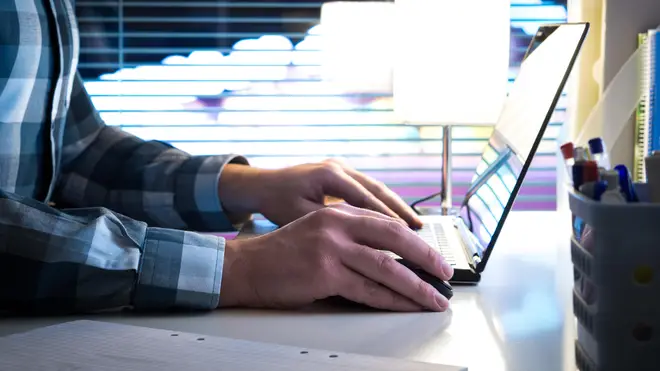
441;125;452;215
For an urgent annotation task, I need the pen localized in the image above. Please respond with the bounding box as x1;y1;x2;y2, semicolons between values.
574;146;591;162
560;142;575;178
614;164;638;202
573;160;598;191
592;181;608;201
587;137;611;169
572;162;584;191
582;160;599;183
573;161;598;249
578;181;598;200
599;170;627;203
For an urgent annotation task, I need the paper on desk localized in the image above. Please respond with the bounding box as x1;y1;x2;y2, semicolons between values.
0;320;466;371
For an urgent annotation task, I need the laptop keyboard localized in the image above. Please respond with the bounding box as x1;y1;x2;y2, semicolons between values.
415;222;456;266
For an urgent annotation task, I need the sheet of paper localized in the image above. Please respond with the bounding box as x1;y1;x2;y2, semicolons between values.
0;320;466;371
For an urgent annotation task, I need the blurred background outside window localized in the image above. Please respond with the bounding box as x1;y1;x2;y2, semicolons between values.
76;0;569;210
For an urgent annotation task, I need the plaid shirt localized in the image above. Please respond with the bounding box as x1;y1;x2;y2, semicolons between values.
0;0;247;314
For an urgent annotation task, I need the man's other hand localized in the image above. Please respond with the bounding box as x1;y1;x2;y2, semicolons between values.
219;159;423;229
218;204;453;311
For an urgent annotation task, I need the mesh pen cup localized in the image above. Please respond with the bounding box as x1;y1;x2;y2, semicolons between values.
568;183;660;371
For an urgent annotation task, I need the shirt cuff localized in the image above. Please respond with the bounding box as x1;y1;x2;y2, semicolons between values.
132;228;225;311
183;154;249;232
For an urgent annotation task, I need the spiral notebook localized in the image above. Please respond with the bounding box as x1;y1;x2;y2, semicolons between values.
634;28;660;181
0;320;465;371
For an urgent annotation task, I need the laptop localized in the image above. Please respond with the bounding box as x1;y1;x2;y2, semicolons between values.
238;23;589;288
405;22;589;284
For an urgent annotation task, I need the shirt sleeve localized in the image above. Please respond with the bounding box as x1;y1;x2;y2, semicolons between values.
0;189;226;315
52;72;248;232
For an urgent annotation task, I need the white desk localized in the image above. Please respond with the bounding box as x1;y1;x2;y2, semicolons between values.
0;211;578;371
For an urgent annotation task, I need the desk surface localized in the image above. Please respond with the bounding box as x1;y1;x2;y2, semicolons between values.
0;211;577;371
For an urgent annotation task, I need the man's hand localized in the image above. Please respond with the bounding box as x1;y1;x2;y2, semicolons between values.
218;159;423;229
218;204;453;311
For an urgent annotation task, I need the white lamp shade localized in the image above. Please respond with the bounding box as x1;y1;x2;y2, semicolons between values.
394;0;511;125
320;1;395;93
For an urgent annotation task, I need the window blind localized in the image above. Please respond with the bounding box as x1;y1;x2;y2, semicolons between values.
76;0;568;211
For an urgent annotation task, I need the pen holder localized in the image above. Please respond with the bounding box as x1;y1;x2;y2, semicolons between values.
568;183;660;371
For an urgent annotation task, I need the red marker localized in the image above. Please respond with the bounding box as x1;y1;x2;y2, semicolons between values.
560;142;575;164
582;160;599;183
560;142;575;179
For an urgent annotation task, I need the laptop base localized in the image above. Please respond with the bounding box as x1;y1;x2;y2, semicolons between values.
448;268;481;285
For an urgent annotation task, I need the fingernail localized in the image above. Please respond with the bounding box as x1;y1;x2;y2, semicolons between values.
435;293;449;311
442;261;454;279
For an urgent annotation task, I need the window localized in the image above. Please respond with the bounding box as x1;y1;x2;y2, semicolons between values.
76;0;568;210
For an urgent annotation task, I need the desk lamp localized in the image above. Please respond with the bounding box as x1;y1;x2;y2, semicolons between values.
320;0;510;214
395;0;510;214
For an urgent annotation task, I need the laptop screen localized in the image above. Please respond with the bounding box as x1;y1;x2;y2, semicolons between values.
457;23;588;267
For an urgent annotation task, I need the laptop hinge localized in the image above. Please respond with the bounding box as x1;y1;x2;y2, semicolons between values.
453;217;483;271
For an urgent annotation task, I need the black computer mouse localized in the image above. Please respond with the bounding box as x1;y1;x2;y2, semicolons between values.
324;259;453;310
397;258;454;300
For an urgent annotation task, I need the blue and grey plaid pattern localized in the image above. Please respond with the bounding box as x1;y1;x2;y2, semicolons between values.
0;0;246;314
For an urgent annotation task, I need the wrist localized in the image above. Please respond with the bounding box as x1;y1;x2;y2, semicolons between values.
218;163;273;218
218;239;251;308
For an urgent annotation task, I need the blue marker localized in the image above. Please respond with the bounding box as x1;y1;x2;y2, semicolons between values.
572;162;585;190
614;164;638;202
588;137;611;169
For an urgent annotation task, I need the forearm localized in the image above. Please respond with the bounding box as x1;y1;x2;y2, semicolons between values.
55;73;249;232
55;125;247;231
0;189;226;314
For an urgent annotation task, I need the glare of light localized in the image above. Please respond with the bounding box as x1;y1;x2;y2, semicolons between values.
232;35;293;65
215;26;403;128
291;25;322;77
99;111;217;127
161;55;188;65
90;96;198;112
394;0;510;125
320;2;395;93
225;35;293;85
498;291;562;338
511;5;567;35
307;24;322;35
216;105;399;127
123;125;419;142
90;61;229;97
83;3;562;148
172;140;427;156
88;34;295;101
221;93;354;112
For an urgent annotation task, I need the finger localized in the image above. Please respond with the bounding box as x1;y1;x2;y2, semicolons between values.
342;167;423;229
322;169;403;223
340;244;449;311
346;215;454;282
328;203;406;226
335;265;426;312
